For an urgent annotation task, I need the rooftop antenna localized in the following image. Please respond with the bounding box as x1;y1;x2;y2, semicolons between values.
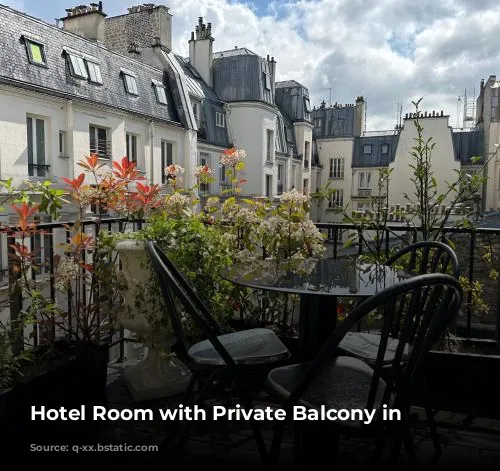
324;88;332;107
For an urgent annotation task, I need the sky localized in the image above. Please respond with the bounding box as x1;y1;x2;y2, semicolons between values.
3;0;499;131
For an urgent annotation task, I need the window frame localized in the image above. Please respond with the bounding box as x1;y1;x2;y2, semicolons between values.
86;61;103;84
126;133;138;164
381;143;389;155
67;53;89;80
122;72;139;96
24;38;47;67
329;157;345;179
304;97;311;113
263;72;272;91
161;140;174;184
215;111;225;128
363;144;372;155
153;83;168;105
329;189;344;209
89;125;110;160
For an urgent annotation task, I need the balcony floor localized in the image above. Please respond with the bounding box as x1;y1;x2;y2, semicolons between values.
26;364;499;468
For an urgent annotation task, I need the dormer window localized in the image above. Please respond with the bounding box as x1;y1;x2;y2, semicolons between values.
363;144;372;154
152;80;167;105
216;112;225;128
121;69;138;95
381;143;389;155
24;38;46;66
67;53;88;80
87;61;103;84
304;97;311;113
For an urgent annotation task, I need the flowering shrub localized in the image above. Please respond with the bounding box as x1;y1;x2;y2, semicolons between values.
164;164;185;190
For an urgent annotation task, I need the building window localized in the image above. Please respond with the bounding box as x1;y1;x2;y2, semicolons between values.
263;72;271;91
86;61;103;84
199;153;210;193
89;125;110;159
27;116;48;177
304;141;310;168
381;143;389;155
358;172;371;188
58;131;66;157
266;129;274;162
192;102;199;122
491;94;498;120
266;175;273;198
67;53;88;80
215;112;225;128
303;178;309;195
304;97;311;113
153;82;168;105
24;38;46;66
314;118;323;128
220;164;226;183
161;140;173;184
126;133;138;163
329;189;344;209
277;163;284;195
329;158;345;179
122;71;138;95
363;144;372;154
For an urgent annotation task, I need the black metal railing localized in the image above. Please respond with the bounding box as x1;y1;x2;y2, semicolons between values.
89;138;112;159
28;163;51;178
316;222;500;343
3;218;499;365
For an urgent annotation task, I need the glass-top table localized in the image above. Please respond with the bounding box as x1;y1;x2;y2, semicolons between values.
222;257;408;360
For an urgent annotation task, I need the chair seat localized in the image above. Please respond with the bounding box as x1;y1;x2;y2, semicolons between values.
338;332;411;366
188;328;290;366
265;356;392;429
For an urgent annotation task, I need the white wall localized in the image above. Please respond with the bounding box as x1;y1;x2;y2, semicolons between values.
316;137;355;222
228;101;279;196
388;116;459;208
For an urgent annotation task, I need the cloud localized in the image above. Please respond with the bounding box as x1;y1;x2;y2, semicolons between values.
21;0;500;130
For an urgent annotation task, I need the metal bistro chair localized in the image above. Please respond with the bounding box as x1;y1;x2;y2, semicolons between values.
339;241;460;367
265;273;463;468
146;241;290;464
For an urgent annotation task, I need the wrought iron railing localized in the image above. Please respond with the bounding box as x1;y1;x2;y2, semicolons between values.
28;163;51;178
3;218;499;365
89;138;112;159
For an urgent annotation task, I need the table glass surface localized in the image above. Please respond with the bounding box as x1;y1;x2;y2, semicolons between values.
222;257;409;297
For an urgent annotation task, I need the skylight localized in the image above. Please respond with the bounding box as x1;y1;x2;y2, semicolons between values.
153;81;168;105
123;73;138;95
68;53;88;80
24;38;46;66
87;61;103;84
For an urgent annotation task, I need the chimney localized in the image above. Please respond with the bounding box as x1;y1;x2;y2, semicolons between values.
61;2;106;42
189;16;214;86
103;4;173;59
354;96;365;137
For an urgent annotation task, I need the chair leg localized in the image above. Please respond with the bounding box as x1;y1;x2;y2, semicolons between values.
239;391;269;466
269;420;286;463
424;395;442;464
163;368;224;462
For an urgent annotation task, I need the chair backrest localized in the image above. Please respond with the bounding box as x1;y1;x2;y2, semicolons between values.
385;240;460;279
146;241;238;371
285;273;463;413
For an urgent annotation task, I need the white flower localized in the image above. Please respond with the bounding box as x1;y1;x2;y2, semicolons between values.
279;188;310;206
55;257;80;292
220;148;246;166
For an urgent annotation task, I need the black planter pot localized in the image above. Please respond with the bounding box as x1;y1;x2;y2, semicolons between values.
415;349;500;419
0;342;109;457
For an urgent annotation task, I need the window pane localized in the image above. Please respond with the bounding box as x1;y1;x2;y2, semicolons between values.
27;117;33;173
156;86;167;104
125;75;138;94
36;119;45;167
88;62;102;83
29;42;44;64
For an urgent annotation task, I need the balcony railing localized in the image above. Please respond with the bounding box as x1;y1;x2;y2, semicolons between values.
28;163;50;178
89;138;112;159
356;188;372;197
3;218;500;362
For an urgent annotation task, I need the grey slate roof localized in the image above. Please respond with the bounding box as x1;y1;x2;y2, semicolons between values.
275;80;311;123
213;48;257;58
452;129;484;164
312;105;356;138
0;5;180;125
212;53;274;105
352;134;399;167
173;55;231;147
